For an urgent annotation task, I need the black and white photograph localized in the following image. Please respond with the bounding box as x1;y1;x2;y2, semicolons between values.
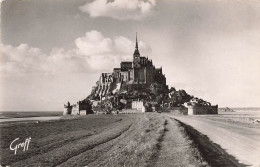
0;0;260;166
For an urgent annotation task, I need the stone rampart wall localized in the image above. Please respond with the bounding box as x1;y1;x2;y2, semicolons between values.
187;105;218;115
169;107;188;115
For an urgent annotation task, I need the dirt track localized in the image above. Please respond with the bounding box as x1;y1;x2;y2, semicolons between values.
152;116;208;167
167;114;260;167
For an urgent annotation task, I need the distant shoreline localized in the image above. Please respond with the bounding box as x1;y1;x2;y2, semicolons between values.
0;111;63;119
0;116;61;123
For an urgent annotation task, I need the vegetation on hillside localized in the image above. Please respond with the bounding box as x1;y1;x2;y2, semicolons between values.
85;84;212;113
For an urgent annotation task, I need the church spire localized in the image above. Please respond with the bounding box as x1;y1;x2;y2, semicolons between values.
135;32;138;50
133;32;140;57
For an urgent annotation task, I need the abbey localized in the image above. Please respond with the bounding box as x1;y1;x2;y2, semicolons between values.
117;34;166;86
94;34;168;97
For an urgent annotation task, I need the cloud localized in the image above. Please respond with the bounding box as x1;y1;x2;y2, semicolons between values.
0;44;47;74
73;30;151;70
0;30;151;76
75;31;113;55
0;44;87;76
79;0;156;20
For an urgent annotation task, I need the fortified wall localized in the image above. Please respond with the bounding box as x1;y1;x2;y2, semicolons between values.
187;105;218;115
168;107;188;115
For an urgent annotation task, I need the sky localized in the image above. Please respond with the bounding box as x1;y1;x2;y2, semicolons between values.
1;0;260;111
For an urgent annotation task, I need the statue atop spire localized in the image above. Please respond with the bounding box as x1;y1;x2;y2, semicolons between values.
133;32;140;57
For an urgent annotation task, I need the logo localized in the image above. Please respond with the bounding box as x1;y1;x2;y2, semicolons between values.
9;137;31;155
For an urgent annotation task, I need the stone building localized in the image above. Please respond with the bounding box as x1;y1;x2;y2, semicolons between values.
93;34;168;97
